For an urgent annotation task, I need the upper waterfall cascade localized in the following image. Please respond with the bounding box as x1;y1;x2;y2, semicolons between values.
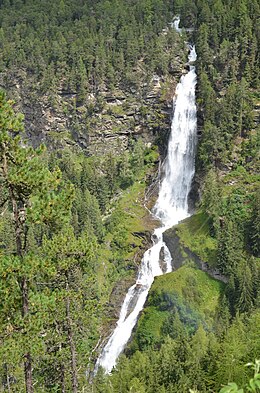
95;36;197;375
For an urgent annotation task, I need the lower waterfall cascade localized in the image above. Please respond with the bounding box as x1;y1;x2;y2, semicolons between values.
95;44;197;375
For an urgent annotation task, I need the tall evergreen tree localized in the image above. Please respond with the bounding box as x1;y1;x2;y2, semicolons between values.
0;91;74;392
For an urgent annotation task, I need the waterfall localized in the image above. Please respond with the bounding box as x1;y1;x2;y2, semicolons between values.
172;16;182;34
95;44;197;376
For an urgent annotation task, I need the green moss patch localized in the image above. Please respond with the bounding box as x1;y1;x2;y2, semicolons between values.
175;211;217;266
151;265;224;317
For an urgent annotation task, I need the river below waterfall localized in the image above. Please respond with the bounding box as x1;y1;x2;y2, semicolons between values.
95;43;197;375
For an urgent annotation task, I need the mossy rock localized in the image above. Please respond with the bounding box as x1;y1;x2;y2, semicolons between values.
164;211;217;268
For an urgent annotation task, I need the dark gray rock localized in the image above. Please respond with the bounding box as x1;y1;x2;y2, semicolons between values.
163;227;228;283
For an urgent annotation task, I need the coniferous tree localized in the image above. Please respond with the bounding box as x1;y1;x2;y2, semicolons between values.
201;169;222;235
249;188;260;257
0;91;74;392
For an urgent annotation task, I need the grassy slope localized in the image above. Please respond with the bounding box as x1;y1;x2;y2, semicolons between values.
96;154;161;335
130;265;224;351
105;156;160;267
175;211;217;266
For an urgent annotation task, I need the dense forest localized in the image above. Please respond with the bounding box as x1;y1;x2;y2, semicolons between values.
0;0;259;392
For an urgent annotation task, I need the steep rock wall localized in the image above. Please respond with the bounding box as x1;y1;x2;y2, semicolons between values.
0;57;185;155
163;225;227;283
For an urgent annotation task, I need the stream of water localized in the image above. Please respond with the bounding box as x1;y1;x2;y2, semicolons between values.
95;31;197;375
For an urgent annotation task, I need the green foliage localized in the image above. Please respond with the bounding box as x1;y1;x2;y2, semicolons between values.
220;382;244;393
0;91;106;392
248;187;260;257
195;0;259;172
0;0;178;96
0;91;81;391
175;211;217;266
94;310;260;393
194;13;259;312
219;360;260;393
130;266;224;353
200;169;223;235
246;360;260;393
0;0;259;391
91;1;259;393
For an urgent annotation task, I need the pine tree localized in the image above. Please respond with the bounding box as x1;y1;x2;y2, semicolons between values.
217;219;244;275
0;91;74;392
236;262;254;313
196;23;213;71
201;168;223;235
198;71;216;124
249;188;260;257
41;226;97;392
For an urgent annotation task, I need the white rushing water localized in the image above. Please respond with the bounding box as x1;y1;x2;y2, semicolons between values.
95;44;197;375
172;16;182;34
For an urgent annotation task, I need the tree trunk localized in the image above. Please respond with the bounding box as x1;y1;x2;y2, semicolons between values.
24;353;33;393
61;364;66;393
4;363;11;393
65;283;78;393
21;277;34;393
12;196;23;257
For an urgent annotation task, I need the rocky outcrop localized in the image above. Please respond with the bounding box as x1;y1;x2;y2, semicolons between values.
0;58;185;155
163;226;228;283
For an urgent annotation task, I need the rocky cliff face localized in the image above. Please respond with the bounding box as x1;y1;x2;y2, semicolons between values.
163;225;227;283
0;56;185;155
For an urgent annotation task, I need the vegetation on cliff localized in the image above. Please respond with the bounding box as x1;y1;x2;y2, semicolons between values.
93;1;260;393
0;0;185;154
0;1;188;390
0;0;259;392
0;90;160;391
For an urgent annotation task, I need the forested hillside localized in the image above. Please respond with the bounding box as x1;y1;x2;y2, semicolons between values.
0;0;259;392
0;1;186;392
0;0;185;153
93;0;260;392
